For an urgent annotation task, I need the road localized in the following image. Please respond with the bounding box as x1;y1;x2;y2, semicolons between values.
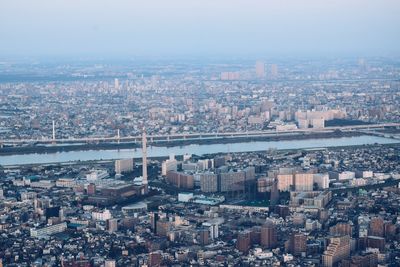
1;123;399;146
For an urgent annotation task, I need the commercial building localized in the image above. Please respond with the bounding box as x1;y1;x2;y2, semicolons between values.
30;222;68;237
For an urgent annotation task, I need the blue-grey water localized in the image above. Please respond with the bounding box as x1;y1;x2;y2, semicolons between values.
0;135;398;166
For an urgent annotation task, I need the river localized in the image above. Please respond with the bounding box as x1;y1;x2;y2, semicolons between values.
0;135;398;166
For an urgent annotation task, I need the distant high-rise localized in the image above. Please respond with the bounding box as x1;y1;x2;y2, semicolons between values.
106;218;118;233
270;178;280;206
322;236;350;267
237;230;251;253
115;158;134;175
52;120;56;141
271;64;278;78
294;173;314;191
114;78;119;89
199;228;210;245
370;217;384;237
288;232;307;256
260;221;277;249
330;222;352;237
200;173;218;193
255;61;265;78
87;183;96;195
277;174;293;191
150;212;159;233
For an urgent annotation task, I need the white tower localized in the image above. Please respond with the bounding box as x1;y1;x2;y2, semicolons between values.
114;78;119;90
52;120;56;141
142;129;148;193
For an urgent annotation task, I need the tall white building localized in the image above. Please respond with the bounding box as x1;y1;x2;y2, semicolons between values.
114;78;119;89
92;209;112;221
162;154;177;176
313;173;329;189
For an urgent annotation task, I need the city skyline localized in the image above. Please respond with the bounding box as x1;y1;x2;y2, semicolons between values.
1;1;400;267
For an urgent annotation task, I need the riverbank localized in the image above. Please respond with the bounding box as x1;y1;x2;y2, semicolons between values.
0;135;398;167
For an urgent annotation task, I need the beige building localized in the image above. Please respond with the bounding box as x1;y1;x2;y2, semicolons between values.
294;173;314;191
322;236;350;267
277;174;293;191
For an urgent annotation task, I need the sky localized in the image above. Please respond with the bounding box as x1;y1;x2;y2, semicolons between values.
1;0;400;59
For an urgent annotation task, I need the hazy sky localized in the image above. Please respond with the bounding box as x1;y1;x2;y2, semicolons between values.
1;0;400;58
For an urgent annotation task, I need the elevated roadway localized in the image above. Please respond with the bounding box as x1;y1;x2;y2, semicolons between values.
1;123;399;147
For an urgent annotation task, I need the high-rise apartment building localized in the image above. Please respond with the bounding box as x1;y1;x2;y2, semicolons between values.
162;154;178;176
261;221;277;249
330;222;352;237
237;231;251;253
200;173;218;193
370;217;384;237
115;158;134;174
277;174;294;191
294;173;314;191
219;171;245;192
322;236;350;267
271;64;278;78
255;61;266;78
288;232;307;256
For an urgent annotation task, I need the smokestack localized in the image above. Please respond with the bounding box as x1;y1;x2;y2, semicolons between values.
142;129;148;186
52;120;55;141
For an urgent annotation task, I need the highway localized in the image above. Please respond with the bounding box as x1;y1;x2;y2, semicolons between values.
1;123;399;146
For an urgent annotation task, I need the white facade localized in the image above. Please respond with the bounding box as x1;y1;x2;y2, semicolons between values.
162;158;178;176
338;171;355;181
276;124;297;131
30;222;67;237
178;193;193;202
105;260;116;267
56;178;77;188
313;173;329;189
362;171;373;178
349;178;366;186
92;209;112;221
86;170;109;181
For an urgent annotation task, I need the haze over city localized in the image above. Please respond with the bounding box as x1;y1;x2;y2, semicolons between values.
1;0;400;58
0;1;400;267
